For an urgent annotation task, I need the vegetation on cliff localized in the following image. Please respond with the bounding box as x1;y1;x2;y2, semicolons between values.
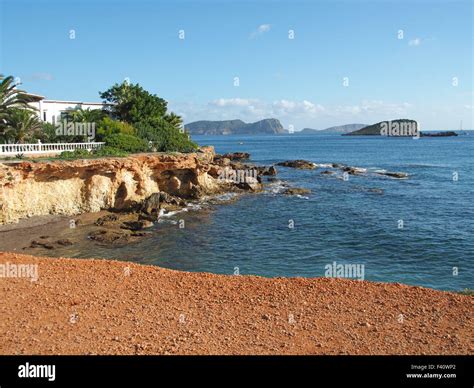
0;74;198;155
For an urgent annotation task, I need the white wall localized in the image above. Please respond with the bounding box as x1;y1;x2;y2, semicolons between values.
28;100;108;124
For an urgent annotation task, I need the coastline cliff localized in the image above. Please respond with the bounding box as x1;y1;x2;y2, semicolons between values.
0;147;257;225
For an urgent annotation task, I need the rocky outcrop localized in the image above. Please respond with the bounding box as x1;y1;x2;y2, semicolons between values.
376;171;408;179
276;160;316;169
215;152;250;161
0;147;255;225
320;170;335;175
420;131;458;137
342;166;367;175
283;187;311;195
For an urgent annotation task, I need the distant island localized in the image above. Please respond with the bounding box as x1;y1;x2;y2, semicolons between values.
185;118;464;137
184;118;286;135
343;119;418;136
298;124;367;135
420;131;458;137
344;119;459;137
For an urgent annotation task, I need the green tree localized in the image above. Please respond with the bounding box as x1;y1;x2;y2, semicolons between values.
3;108;42;143
99;81;167;124
62;107;106;124
99;80;198;153
164;112;183;131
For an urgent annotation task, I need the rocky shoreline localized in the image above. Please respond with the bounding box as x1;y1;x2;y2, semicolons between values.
0;152;412;252
0;147;276;225
0;149;409;226
0;154;470;356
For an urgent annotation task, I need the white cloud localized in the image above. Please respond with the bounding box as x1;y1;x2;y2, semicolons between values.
408;38;421;46
250;24;271;39
210;98;257;107
272;99;325;116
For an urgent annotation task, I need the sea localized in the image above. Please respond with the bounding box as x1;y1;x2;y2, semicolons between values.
45;134;474;291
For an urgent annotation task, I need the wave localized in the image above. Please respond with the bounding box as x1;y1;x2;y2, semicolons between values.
265;179;289;195
158;208;188;219
295;194;310;200
405;163;453;168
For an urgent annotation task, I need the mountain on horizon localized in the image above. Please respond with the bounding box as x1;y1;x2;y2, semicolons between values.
298;124;367;134
184;119;286;135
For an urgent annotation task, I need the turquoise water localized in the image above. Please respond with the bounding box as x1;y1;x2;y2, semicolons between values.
71;135;474;290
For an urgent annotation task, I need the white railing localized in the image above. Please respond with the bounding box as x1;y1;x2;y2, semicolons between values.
0;142;105;156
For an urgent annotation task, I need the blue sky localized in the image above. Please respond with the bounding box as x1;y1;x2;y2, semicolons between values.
1;0;472;130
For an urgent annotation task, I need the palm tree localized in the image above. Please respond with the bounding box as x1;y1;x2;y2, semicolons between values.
0;74;36;141
3;108;42;143
62;107;105;123
164;112;183;131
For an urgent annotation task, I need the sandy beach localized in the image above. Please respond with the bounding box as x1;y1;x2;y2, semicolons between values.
0;252;472;355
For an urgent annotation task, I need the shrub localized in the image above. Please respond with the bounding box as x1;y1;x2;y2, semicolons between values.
93;146;128;157
58;149;91;159
37;122;59;142
135;118;197;153
103;133;148;153
96;117;136;141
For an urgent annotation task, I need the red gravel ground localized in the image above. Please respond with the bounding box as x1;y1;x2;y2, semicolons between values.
0;252;472;355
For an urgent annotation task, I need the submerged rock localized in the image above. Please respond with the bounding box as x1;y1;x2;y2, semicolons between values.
342;166;366;175
121;220;154;231
237;177;262;192
320;170;336;175
29;240;55;249
138;213;157;222
367;188;384;195
220;152;250;160
283;187;311;195
94;214;118;226
141;192;186;216
88;230;132;245
259;165;278;176
376;171;408;179
276;160;316;169
56;239;73;246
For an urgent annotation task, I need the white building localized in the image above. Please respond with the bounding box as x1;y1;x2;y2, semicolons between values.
27;94;110;124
